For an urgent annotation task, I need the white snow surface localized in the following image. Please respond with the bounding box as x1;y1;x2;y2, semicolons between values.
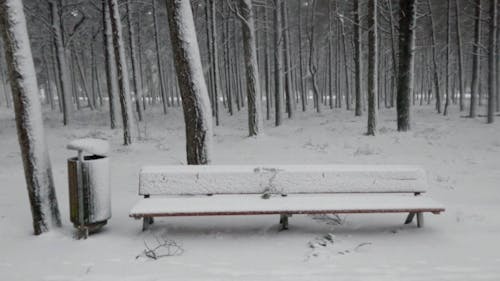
67;138;110;156
139;164;428;195
1;106;500;280
130;194;444;217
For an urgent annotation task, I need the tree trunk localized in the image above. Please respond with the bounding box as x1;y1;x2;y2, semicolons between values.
455;0;465;112
487;0;497;123
127;0;143;122
470;0;482;118
274;0;283;125
298;0;306;112
152;0;168;114
396;0;416;131
444;0;451;116
281;0;294;119
209;0;220;126
49;0;72;125
238;0;264;136
308;0;320;113
108;0;135;145
427;0;442;113
0;0;61;235
102;0;118;129
366;0;378;135
165;0;213;165
354;0;362;116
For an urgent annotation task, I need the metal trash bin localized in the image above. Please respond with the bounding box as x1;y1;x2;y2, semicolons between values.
67;138;111;239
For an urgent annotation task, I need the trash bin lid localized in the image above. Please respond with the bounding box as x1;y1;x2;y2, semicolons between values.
67;138;110;156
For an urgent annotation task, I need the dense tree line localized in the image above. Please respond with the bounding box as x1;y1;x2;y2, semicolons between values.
1;0;499;234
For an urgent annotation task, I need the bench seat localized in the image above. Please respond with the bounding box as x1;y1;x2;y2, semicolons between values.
130;194;444;218
130;165;445;230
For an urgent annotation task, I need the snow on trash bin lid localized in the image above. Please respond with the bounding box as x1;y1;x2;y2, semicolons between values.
67;138;110;156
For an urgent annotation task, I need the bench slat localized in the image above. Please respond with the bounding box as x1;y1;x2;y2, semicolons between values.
139;165;428;195
129;194;444;218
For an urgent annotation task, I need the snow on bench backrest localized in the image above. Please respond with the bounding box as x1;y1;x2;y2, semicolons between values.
139;165;428;195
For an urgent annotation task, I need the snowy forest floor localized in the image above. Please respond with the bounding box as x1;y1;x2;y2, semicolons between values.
1;104;500;281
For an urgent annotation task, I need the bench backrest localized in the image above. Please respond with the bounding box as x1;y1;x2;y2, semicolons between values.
139;165;428;196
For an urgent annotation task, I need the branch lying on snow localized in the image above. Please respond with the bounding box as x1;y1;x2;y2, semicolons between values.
136;235;184;260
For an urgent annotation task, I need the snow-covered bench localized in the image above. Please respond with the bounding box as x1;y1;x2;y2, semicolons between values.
129;165;445;231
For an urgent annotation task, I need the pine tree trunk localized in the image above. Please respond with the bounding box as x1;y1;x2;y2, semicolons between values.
126;0;143;122
366;0;378;135
298;0;306;112
444;0;451;116
487;0;497;123
387;0;398;108
455;0;465;112
102;0;118;129
165;0;213;165
354;0;362;116
274;0;283;126
108;0;135;145
49;0;72;125
308;0;320;113
427;0;442;113
152;0;168;114
238;0;263;136
210;0;220;126
396;0;416;131
470;0;482;118
0;0;61;235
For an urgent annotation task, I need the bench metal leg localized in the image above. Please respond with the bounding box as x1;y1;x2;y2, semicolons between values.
142;217;154;231
416;213;424;228
279;214;290;230
404;212;416;224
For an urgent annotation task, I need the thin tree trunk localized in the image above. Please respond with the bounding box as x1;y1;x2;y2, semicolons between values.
210;0;220;126
455;0;465;111
427;0;442;113
366;0;378;135
444;0;451;116
103;0;118;129
354;0;362;116
238;0;264;136
487;0;497;123
108;0;135;145
397;0;416;131
49;0;72;125
298;0;306;112
281;1;294;119
274;0;283;125
152;0;168;114
126;0;143;121
470;0;482;118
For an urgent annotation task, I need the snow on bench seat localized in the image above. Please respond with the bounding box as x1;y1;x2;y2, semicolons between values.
139;165;428;196
129;194;445;218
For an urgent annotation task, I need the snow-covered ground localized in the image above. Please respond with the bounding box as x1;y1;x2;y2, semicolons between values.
1;105;499;281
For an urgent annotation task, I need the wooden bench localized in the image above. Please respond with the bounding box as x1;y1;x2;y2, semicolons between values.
129;165;445;231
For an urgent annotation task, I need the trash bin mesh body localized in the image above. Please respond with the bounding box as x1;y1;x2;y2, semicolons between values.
68;155;111;226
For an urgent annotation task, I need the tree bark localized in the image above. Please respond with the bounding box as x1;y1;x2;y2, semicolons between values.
396;0;416;131
455;0;465;112
274;0;283;125
102;0;118;129
152;0;168;114
165;0;213;164
427;0;442;113
108;0;135;145
470;0;482;118
487;0;497;123
126;0;143;122
49;0;72;125
367;0;378;135
354;0;362;116
0;0;61;235
238;0;263;136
